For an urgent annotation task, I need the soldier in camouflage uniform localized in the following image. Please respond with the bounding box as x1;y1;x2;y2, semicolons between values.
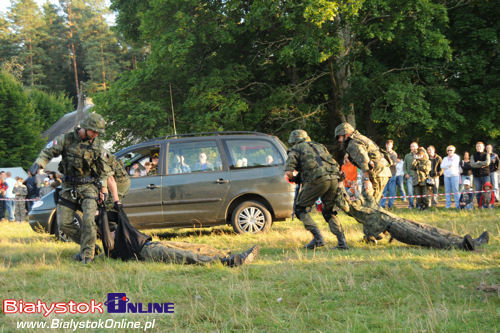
285;129;348;250
335;186;489;250
334;123;392;207
140;242;259;266
104;152;130;230
13;177;28;222
30;113;110;264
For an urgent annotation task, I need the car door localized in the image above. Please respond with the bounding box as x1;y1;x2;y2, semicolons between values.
161;139;230;227
117;144;164;228
223;137;294;219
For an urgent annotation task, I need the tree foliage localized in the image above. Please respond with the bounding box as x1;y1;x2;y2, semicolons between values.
0;0;143;103
27;89;73;132
0;71;45;168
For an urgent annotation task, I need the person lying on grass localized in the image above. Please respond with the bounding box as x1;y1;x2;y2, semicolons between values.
75;175;259;266
335;186;489;251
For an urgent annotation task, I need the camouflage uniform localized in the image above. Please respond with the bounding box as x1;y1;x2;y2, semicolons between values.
411;157;431;209
105;153;130;229
335;187;489;250
285;130;347;249
140;241;231;264
13;183;27;222
335;124;392;206
32;113;109;262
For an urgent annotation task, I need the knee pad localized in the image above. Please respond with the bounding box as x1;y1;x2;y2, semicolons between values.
294;205;308;220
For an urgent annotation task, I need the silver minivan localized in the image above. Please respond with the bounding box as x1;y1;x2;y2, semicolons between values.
29;131;294;235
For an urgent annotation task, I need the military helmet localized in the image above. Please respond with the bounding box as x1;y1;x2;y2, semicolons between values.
288;129;310;145
80;112;106;134
334;122;355;137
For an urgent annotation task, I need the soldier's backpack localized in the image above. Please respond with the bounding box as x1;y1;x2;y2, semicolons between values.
351;131;393;166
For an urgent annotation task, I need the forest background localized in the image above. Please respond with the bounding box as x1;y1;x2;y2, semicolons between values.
0;0;498;168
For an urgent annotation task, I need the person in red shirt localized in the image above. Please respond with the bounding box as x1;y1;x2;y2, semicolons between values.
341;154;359;199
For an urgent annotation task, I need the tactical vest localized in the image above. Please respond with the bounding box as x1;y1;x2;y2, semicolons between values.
291;142;339;182
58;130;103;179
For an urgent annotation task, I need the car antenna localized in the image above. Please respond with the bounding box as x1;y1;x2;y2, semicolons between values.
169;83;177;136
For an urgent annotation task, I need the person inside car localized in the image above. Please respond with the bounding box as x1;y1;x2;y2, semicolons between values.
195;152;214;171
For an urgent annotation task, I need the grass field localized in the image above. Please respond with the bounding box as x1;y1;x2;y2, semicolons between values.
1;208;499;332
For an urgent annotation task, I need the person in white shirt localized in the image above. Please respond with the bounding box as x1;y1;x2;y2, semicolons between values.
440;145;461;208
4;172;17;221
395;155;406;201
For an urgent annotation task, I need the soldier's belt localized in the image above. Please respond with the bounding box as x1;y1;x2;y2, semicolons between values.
63;176;97;184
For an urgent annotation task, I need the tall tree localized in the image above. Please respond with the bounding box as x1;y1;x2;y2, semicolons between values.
8;0;45;86
78;0;122;93
444;0;500;148
0;70;44;168
37;2;74;93
0;14;18;64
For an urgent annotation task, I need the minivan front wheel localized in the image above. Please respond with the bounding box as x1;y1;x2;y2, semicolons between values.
231;201;272;234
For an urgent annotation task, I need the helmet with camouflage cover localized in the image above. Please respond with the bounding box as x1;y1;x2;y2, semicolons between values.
288;129;310;145
334;122;355;137
80;112;106;134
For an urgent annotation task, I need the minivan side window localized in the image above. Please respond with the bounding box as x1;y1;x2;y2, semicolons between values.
118;146;161;177
167;141;222;174
225;139;283;169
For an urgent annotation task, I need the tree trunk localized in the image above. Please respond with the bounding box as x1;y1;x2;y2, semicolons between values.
326;24;356;131
67;1;79;96
28;35;34;86
100;42;107;90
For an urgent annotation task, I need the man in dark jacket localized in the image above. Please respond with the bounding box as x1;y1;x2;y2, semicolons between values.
24;171;39;213
470;142;490;205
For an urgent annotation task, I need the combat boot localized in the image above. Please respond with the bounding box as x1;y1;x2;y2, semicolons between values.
81;257;94;265
333;233;349;250
474;231;489;246
304;228;325;249
221;245;259;267
74;244;101;261
462;234;475;251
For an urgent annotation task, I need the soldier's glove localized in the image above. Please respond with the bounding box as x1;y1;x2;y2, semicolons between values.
338;171;345;182
113;201;123;210
29;163;40;176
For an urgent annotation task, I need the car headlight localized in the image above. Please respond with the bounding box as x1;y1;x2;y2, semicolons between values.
32;200;44;209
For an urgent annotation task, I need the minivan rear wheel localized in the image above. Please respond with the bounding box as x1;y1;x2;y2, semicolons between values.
231;201;272;234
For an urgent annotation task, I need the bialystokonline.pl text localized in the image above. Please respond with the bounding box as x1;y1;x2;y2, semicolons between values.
16;318;156;331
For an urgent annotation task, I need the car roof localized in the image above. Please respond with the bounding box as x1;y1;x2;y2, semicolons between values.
116;131;280;154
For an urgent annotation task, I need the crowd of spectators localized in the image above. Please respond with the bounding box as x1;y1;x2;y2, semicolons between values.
0;168;61;222
375;141;498;210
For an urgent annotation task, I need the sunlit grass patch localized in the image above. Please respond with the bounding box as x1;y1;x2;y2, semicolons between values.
0;208;498;331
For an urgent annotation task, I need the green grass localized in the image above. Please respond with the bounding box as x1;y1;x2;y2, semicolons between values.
1;208;499;332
